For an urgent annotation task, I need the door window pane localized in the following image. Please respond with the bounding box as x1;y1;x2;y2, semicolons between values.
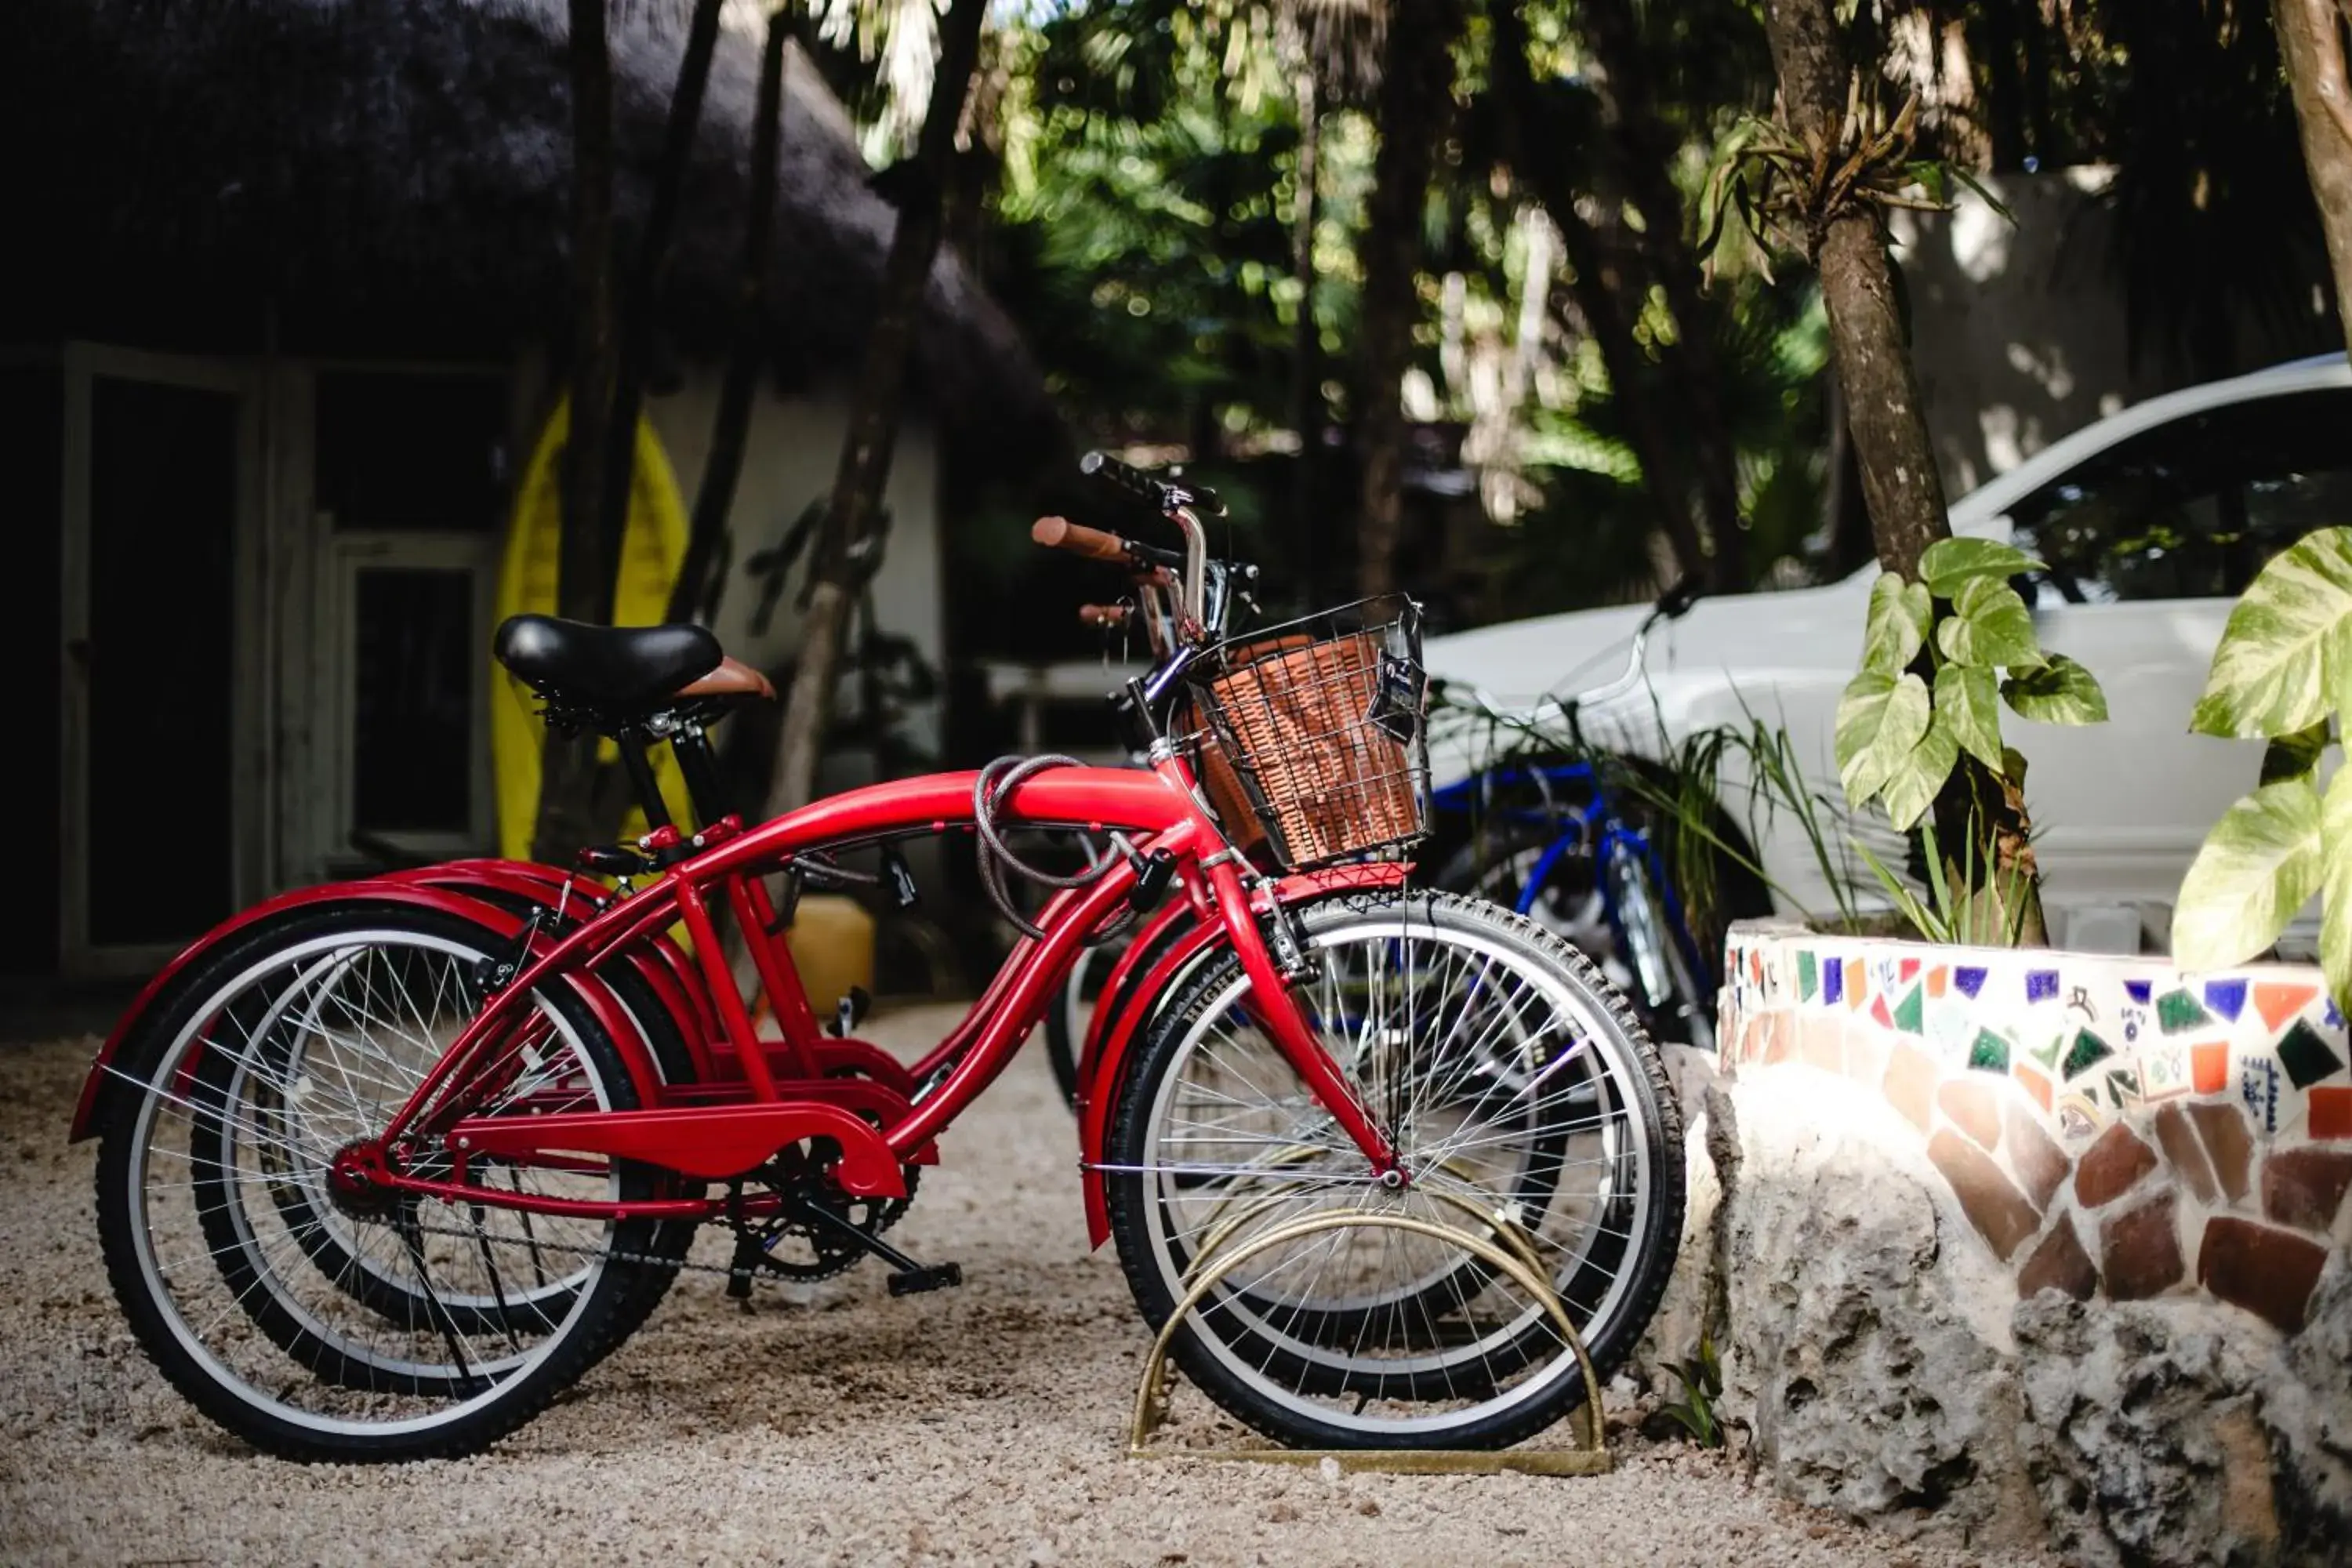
315;371;509;532
351;568;476;833
87;376;236;946
2011;387;2352;604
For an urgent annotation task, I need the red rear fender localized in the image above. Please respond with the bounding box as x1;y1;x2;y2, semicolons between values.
69;880;656;1142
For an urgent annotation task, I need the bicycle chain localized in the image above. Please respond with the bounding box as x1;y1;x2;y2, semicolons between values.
401;1219;752;1280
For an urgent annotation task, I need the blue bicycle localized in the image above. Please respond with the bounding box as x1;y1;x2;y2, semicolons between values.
1425;580;1764;1052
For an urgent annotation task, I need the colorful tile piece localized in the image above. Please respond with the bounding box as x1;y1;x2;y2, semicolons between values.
2332;1000;2346;1031
2027;970;2060;1004
2243;1058;2282;1134
2277;1020;2345;1091
2015;1061;2054;1112
2311;1086;2352;1141
1969;1031;2011;1073
2202;978;2248;1022
2062;1028;2114;1082
2104;1068;2143;1111
1900;957;1920;982
2125;979;2154;1006
2158;989;2212;1035
1893;985;1924;1036
2031;1031;2066;1071
1955;966;1987;999
2193;1040;2231;1095
2056;1093;2105;1140
1928;965;1949;998
2140;1041;2192;1102
1798;950;1818;1001
1845;958;1866;1009
2254;982;2315;1033
1871;994;1893;1029
1818;954;1838;1004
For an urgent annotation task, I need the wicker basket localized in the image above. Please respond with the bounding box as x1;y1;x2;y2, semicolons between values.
1188;599;1428;870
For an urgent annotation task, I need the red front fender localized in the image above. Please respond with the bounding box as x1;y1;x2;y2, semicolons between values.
1076;861;1411;1246
68;880;656;1142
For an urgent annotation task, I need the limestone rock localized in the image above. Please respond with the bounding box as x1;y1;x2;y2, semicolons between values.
1703;1071;2042;1547
2013;1295;2281;1566
1681;1062;2352;1566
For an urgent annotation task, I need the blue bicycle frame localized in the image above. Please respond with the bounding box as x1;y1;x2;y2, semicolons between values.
1430;759;1718;1027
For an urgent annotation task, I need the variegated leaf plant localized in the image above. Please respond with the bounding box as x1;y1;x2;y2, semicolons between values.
1835;537;2109;833
2173;527;2352;1004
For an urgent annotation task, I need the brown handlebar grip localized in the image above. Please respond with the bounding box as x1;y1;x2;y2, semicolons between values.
1078;603;1131;628
1031;515;1130;564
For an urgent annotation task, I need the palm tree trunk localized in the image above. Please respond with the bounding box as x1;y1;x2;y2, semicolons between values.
2277;0;2352;350
534;0;625;865
1759;0;2039;939
670;6;793;626
763;0;988;818
558;0;622;626
596;0;729;590
1759;0;1948;583
1355;0;1466;599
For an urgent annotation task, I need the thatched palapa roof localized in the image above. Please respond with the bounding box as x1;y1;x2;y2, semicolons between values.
9;0;1058;464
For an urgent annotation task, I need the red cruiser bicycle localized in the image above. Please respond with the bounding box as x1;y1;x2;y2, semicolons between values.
77;455;1682;1463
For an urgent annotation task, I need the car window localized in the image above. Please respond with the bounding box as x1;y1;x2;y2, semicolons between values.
2008;387;2352;604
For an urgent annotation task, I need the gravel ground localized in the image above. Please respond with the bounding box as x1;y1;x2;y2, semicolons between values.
2;1007;2025;1567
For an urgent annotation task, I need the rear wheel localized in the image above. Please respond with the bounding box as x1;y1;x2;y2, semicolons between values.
1107;890;1682;1450
96;902;683;1462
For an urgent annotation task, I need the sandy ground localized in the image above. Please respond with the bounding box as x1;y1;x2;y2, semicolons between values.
0;1007;2024;1567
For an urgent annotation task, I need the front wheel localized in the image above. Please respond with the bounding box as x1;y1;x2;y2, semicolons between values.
1106;890;1682;1451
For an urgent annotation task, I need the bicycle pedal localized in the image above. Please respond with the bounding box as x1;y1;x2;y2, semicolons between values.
885;1262;963;1297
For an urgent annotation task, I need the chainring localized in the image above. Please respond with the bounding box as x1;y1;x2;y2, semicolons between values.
727;1149;921;1283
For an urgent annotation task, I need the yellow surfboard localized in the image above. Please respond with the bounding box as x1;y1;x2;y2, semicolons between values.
492;397;696;864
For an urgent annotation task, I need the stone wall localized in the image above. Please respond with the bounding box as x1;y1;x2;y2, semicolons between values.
1722;920;2351;1331
1671;920;2352;1563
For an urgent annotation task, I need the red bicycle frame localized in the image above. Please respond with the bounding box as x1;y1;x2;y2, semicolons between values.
284;750;1404;1229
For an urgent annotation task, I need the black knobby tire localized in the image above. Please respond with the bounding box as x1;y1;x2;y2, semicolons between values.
96;902;681;1463
1105;890;1684;1451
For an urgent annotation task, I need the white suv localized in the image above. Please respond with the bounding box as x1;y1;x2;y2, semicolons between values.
1421;353;2352;948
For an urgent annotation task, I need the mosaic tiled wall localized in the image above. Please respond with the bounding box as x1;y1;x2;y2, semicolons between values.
1720;920;2352;1335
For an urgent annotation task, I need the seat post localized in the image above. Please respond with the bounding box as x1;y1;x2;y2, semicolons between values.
670;724;731;824
616;732;675;832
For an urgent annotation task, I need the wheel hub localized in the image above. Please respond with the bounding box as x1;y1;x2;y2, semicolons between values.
325;1139;401;1218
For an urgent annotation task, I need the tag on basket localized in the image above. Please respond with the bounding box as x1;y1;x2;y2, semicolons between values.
1367;648;1423;745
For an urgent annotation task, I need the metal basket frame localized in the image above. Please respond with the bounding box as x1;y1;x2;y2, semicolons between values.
1182;596;1431;872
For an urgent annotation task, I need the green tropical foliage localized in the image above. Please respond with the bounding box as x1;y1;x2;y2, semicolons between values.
1835;537;2108;835
1656;1329;1725;1447
2175;528;2352;1003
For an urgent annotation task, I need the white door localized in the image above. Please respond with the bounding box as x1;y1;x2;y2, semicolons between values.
60;346;260;975
303;366;510;879
2005;383;2352;909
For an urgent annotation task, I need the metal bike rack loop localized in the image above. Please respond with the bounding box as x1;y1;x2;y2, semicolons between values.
1125;1209;1613;1476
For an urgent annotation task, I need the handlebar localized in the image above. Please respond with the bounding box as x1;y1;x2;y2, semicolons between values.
1030;515;1131;564
1078;449;1225;520
1432;573;1702;731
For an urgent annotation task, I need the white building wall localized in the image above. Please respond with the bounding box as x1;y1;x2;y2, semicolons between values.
644;370;945;783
